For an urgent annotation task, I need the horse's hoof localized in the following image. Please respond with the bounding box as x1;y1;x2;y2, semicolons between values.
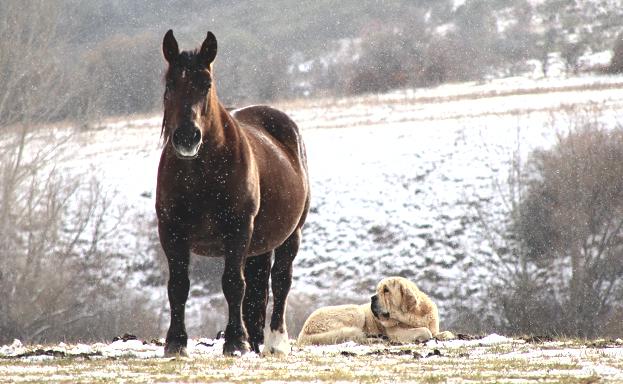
223;340;251;356
263;329;291;357
164;343;188;357
250;341;261;354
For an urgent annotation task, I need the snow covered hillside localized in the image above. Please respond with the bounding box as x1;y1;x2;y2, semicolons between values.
63;74;623;330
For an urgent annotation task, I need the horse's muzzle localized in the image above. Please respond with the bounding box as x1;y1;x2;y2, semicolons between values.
172;126;202;159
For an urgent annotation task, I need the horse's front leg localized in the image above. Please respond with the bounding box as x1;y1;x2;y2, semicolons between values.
221;221;253;356
160;225;191;357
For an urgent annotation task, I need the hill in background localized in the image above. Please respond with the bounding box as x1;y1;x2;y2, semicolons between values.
3;0;623;124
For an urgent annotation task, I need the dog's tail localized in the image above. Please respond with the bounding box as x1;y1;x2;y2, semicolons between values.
297;327;366;346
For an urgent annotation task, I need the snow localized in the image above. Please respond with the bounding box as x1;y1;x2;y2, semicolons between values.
432;333;515;348
2;336;623;382
0;334;623;383
297;334;518;357
7;74;623;336
0;340;25;357
1;335;621;360
28;73;623;333
0;337;228;360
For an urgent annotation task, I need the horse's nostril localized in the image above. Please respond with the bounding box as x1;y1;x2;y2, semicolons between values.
172;129;183;144
172;127;201;149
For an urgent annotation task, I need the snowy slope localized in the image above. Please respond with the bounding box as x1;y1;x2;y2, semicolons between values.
58;74;623;329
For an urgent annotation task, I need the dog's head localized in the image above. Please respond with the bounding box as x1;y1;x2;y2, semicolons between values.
370;276;426;326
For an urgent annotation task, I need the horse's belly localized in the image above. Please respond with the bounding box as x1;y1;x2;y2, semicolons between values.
247;191;307;256
190;240;225;256
192;239;276;258
186;195;303;257
191;231;286;257
189;220;226;256
247;233;286;256
188;213;298;257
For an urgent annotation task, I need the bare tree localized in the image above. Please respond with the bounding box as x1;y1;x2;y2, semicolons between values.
517;123;623;337
0;1;90;126
0;1;160;343
467;112;623;338
607;31;623;74
450;124;563;335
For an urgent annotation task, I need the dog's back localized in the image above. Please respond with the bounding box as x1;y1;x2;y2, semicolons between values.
297;304;369;345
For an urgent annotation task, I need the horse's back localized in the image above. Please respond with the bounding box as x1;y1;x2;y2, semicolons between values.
232;105;306;166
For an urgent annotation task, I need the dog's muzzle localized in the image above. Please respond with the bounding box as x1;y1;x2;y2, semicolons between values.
370;295;390;319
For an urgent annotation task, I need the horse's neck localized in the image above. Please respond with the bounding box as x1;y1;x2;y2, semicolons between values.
203;100;243;158
204;88;222;131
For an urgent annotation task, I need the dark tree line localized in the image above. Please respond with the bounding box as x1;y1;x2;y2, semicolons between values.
3;0;623;125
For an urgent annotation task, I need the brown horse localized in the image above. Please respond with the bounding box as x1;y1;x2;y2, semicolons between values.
156;30;310;356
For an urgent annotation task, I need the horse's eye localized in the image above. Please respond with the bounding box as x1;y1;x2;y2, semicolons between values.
383;287;389;294
196;77;211;91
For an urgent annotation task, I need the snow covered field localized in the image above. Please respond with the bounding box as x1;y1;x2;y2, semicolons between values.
1;335;623;383
4;74;623;382
63;74;623;324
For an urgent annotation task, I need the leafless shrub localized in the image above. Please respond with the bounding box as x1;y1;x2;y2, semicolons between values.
469;111;623;338
0;141;100;342
0;127;166;343
346;28;413;95
0;1;161;344
516;123;623;337
0;1;94;126
607;31;623;74
83;33;162;117
602;308;623;338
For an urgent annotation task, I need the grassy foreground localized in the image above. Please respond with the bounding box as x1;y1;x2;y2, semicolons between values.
1;336;622;383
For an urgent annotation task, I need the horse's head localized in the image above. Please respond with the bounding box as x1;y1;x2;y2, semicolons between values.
162;29;218;159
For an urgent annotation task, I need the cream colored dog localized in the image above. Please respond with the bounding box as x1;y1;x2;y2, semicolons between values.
297;276;454;345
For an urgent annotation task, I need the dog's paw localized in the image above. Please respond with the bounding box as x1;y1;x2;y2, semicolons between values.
435;331;456;341
413;328;433;342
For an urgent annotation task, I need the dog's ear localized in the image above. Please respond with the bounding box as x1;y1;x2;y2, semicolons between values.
400;284;418;313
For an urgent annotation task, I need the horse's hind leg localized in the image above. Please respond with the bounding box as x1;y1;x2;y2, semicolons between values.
264;228;301;356
243;252;271;354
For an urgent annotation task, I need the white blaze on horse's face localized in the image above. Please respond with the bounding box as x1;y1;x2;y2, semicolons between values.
166;70;210;160
168;102;203;159
162;29;217;160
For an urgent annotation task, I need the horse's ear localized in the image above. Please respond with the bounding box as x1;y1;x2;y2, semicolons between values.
199;31;217;66
163;29;179;63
